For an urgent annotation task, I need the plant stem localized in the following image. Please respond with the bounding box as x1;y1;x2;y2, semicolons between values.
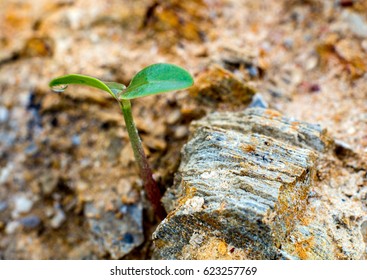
119;99;166;220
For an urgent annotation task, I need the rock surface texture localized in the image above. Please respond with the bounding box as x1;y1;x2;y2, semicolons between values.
153;108;366;260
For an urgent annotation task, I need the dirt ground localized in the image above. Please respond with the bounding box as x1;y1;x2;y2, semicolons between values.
0;0;366;259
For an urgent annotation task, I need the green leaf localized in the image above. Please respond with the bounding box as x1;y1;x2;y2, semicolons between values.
49;74;126;98
120;63;194;100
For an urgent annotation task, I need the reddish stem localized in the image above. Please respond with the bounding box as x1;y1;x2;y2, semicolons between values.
120;99;166;220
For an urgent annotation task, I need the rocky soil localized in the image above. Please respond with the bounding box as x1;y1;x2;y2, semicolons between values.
0;0;366;259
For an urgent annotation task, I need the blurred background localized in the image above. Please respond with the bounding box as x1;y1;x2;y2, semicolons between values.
0;0;366;259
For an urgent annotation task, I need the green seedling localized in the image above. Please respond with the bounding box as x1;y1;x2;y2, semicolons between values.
49;63;194;220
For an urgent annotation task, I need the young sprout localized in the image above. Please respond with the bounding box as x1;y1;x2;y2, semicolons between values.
49;63;194;220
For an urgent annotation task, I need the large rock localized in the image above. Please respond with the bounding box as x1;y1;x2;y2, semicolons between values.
153;108;366;260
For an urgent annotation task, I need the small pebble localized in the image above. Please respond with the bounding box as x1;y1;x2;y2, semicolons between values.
283;38;294;49
248;93;268;109
80;158;91;168
5;221;20;234
119;205;128;215
0;163;13;184
0;201;8;212
174;125;189;139
0;106;9;123
309;84;320;93
50;208;66;229
13;195;33;214
90;33;100;44
71;134;81;146
247;65;259;78
303;34;312;42
40;173;58;196
261;41;272;52
20;215;41;229
84;203;100;218
166;109;181;125
347;127;356;135
25;143;39;156
45;206;54;218
76;180;88;192
305;55;318;71
343;11;367;38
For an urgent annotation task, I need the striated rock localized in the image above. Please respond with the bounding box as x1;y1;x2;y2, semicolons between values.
153;108;365;260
